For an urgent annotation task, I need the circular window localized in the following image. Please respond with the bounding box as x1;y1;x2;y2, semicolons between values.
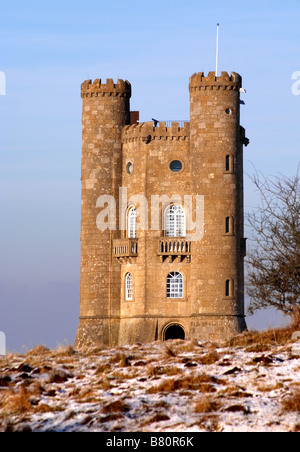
126;162;133;175
170;160;183;173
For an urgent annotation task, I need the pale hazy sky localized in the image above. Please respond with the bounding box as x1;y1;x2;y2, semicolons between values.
0;0;299;351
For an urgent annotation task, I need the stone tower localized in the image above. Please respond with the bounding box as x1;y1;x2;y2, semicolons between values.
76;79;131;346
75;72;248;348
188;71;247;339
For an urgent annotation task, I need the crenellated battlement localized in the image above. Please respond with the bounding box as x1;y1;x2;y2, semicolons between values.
122;121;190;143
81;78;131;98
189;71;242;92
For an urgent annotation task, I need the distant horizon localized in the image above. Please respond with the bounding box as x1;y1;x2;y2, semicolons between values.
1;277;289;353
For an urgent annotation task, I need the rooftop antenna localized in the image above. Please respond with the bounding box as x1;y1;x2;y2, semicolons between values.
215;23;220;77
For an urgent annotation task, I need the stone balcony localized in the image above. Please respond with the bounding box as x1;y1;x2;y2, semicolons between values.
113;238;138;262
158;238;191;262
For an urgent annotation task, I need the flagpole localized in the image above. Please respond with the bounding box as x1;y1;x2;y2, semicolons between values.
216;23;220;77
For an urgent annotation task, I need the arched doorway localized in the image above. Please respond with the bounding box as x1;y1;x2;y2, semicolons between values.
164;324;185;341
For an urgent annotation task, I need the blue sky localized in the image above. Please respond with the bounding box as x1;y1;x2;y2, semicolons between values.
0;0;300;351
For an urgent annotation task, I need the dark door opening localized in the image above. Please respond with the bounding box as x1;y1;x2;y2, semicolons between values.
164;324;185;341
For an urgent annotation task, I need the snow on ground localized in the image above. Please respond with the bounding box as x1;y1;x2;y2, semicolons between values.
0;338;300;432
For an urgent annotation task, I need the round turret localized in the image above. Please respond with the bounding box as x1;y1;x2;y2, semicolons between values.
189;70;247;339
75;78;131;348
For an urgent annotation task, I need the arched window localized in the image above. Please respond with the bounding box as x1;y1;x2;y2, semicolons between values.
166;272;183;299
225;155;234;173
225;279;234;298
165;205;186;237
128;207;137;238
225;155;230;172
225;216;234;235
125;273;133;300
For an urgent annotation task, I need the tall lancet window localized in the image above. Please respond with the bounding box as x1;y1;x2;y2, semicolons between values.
165;205;186;237
125;273;133;301
128;207;137;238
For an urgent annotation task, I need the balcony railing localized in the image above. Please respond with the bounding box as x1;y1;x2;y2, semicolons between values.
158;238;191;262
153;120;189;128
113;238;138;258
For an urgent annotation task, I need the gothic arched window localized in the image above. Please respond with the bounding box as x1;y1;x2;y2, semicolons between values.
125;273;133;301
128;207;137;238
165;205;186;238
166;272;183;299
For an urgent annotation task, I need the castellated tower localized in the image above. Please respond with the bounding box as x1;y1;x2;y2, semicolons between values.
188;72;247;339
75;72;248;348
76;79;131;347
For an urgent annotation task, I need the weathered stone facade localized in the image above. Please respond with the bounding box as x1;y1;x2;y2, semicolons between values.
75;71;249;348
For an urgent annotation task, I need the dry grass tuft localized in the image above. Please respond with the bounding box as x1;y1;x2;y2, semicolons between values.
256;382;283;393
291;309;300;330
96;376;111;391
198;383;217;394
219;385;253;398
101;400;129;415
95;363;111;375
0;375;12;387
194;398;221;414
147;373;223;394
147;378;175;394
108;352;132;367
162;345;176;359
99;413;124;424
80;346;107;356
171;339;202;354
0;386;33;415
47;369;72;384
154;400;170;409
25;345;50;357
118;354;132;368
197;351;220;365
223;404;248;414
147;365;182;378
111;369;139;381
245;344;272;353
229;323;297;348
140;413;170;427
194;415;221;432
281;389;300;413
54;345;76;357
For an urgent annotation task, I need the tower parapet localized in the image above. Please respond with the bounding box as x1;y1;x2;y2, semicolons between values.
189;71;242;92
81;78;131;98
122;121;190;143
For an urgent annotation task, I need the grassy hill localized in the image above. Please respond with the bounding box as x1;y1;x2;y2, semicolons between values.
1;325;300;432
